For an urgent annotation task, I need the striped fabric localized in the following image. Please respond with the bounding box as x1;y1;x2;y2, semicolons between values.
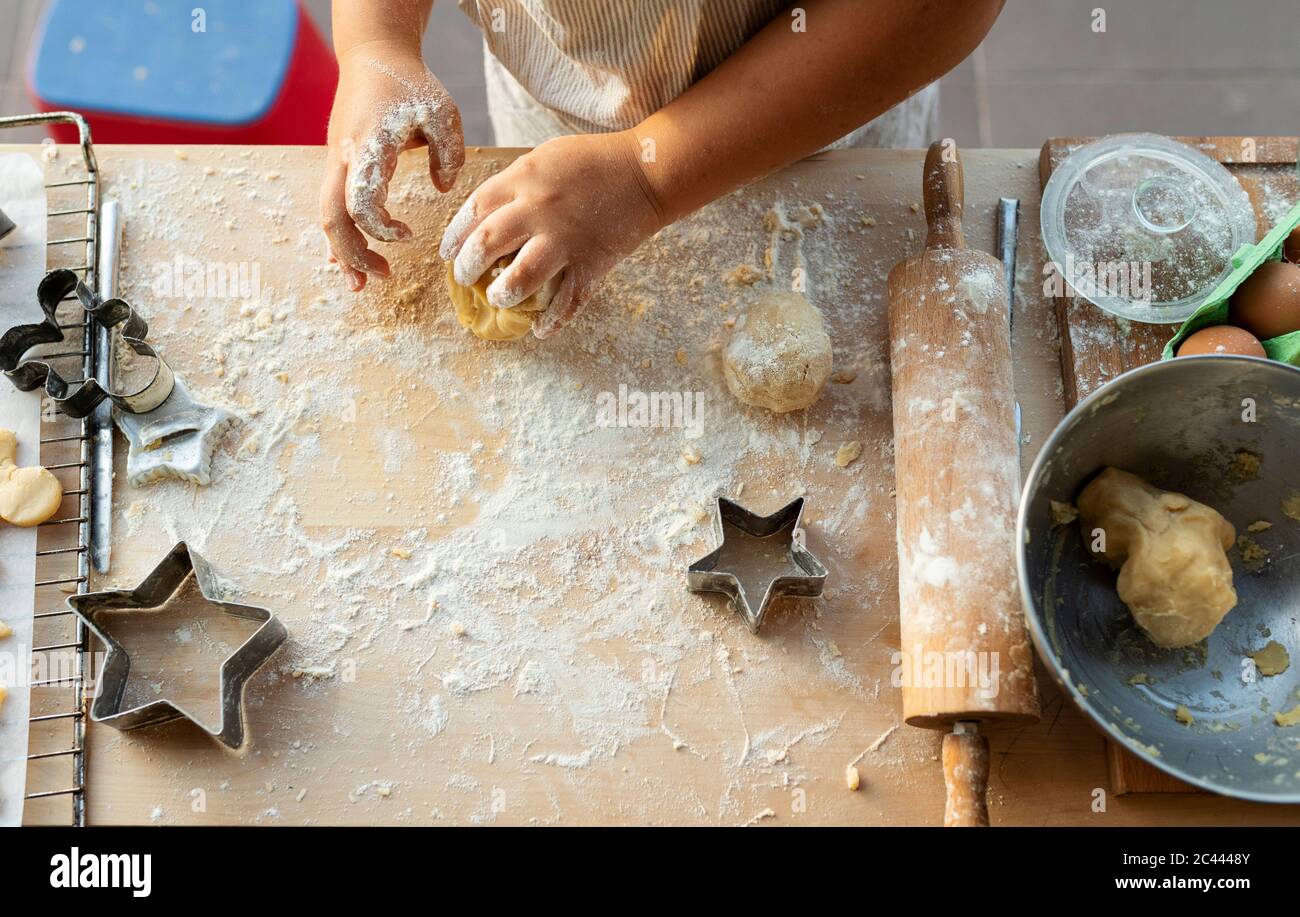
456;0;939;148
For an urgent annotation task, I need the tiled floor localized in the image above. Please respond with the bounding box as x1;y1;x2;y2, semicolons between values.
3;0;1300;148
945;0;1300;145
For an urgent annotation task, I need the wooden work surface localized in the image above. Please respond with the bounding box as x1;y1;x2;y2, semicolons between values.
1039;136;1300;796
8;143;1298;826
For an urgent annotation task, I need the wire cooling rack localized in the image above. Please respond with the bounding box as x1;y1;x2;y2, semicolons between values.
0;111;100;827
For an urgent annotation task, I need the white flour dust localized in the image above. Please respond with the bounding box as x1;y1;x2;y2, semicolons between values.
68;148;944;824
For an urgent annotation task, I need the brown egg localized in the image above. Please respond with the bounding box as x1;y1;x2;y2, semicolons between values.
1229;260;1300;340
1176;325;1266;358
1285;226;1300;265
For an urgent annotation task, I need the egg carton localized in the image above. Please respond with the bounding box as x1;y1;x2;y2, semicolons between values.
1162;199;1300;364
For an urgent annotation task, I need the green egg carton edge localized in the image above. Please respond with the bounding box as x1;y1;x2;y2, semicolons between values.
1161;197;1300;363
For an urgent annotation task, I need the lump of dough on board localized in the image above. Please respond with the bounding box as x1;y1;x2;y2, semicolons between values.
444;257;558;341
722;291;833;413
0;428;63;527
1077;467;1236;648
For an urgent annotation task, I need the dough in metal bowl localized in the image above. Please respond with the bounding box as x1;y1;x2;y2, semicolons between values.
1077;467;1237;648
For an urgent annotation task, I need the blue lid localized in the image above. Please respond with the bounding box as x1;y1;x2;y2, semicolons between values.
32;0;299;126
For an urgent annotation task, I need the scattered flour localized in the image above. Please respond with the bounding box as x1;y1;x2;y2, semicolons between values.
77;146;933;825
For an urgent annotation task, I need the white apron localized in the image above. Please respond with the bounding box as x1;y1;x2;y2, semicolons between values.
457;0;940;148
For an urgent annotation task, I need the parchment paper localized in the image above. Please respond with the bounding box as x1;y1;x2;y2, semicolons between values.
0;152;48;826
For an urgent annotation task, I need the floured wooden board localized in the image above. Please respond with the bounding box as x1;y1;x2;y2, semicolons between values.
1040;136;1300;796
7;143;1295;825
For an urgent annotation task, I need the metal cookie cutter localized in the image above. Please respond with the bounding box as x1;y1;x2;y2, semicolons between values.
68;542;287;749
686;497;828;633
114;374;236;486
0;268;174;418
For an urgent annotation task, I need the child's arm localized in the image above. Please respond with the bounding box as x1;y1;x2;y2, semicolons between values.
634;0;1004;224
330;0;430;55
441;0;1003;337
321;0;464;291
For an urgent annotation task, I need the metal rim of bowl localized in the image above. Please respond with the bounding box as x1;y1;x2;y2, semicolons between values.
1016;354;1300;803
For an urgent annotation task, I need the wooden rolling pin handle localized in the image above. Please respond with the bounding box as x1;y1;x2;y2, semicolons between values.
942;725;990;827
923;140;965;251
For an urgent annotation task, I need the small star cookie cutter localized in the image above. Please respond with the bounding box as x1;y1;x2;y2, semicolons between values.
686;497;828;633
0;268;174;418
114;374;236;486
68;542;287;749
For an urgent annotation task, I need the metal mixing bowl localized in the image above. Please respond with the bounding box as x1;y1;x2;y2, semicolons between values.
1018;355;1300;802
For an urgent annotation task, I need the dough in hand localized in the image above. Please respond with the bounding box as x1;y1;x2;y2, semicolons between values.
445;257;558;341
1077;467;1236;648
0;428;63;527
722;291;833;413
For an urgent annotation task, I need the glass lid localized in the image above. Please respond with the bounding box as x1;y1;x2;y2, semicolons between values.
1040;133;1256;324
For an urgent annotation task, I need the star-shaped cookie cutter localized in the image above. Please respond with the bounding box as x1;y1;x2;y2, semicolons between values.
686;497;828;633
115;374;236;486
68;542;287;749
0;268;175;418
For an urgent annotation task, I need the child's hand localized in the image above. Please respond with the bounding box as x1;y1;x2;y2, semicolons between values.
439;132;663;338
321;42;465;291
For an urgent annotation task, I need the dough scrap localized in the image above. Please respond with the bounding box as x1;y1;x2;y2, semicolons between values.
1077;467;1236;648
722;291;833;413
1049;500;1079;526
1235;535;1269;572
834;440;862;468
844;764;861;791
1275;705;1300;728
0;428;63;527
1249;640;1290;677
1228;450;1261;482
444;258;557;341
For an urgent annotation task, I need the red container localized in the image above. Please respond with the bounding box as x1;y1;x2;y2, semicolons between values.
29;0;337;145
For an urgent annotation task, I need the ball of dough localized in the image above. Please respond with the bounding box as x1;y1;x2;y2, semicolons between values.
445;257;558;341
722;291;833;413
0;428;63;527
1077;467;1236;648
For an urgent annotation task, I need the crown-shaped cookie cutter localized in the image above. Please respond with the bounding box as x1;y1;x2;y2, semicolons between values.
0;268;174;418
68;542;287;749
686;497;828;633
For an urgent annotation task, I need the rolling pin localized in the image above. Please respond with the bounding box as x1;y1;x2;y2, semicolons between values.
887;142;1040;826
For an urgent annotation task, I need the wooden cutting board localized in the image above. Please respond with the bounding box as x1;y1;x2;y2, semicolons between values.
19;144;1080;827
1039;135;1300;795
13;141;1299;825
